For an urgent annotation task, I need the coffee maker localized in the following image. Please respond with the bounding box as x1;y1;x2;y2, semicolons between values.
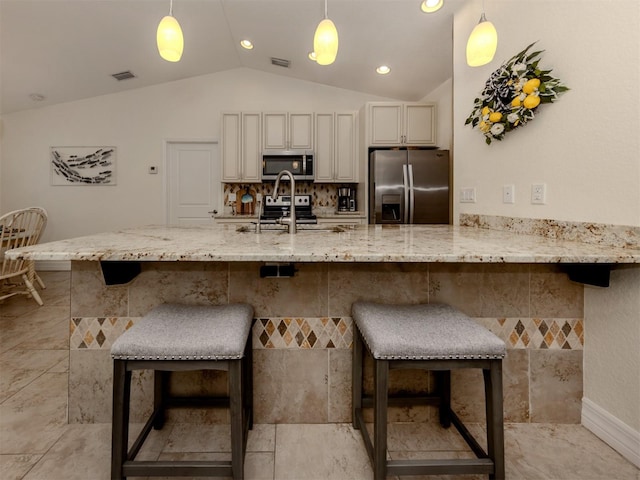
338;186;357;212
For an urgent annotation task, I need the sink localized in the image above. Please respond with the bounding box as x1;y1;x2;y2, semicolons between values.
235;224;352;234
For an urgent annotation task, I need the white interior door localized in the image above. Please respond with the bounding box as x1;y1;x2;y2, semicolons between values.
167;141;220;226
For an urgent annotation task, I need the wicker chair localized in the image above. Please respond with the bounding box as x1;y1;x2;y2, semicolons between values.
26;207;48;290
0;207;48;305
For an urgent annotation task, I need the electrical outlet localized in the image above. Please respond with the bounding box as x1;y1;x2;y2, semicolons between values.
531;183;546;204
503;185;515;204
460;187;476;203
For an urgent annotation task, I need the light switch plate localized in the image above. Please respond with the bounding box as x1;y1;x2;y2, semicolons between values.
503;185;515;204
460;188;476;203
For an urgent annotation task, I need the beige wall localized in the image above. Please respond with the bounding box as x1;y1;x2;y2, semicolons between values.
584;267;640;430
452;0;640;449
421;78;453;151
453;1;639;227
0;68;394;242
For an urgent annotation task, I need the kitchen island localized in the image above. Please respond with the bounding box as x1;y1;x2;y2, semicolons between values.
7;223;640;426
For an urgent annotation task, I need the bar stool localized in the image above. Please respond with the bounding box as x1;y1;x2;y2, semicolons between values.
351;302;506;480
110;303;254;480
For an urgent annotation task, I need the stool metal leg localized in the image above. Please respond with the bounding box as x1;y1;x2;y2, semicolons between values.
244;335;254;430
352;327;363;430
111;360;131;480
229;360;244;480
153;370;168;430
485;360;505;480
436;370;452;428
373;359;389;480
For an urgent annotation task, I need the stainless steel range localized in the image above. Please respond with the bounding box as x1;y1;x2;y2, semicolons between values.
260;194;317;224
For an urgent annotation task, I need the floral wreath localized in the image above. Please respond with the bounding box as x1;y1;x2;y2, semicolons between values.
465;42;569;145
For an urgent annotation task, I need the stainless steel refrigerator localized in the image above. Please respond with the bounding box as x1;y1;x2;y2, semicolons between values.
368;149;450;224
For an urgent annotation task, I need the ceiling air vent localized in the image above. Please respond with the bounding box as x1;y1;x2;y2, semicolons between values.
270;57;290;68
111;71;136;81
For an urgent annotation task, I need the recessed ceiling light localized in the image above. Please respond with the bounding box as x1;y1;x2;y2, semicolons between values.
29;93;46;101
376;65;391;75
240;40;254;50
308;51;317;62
421;0;443;13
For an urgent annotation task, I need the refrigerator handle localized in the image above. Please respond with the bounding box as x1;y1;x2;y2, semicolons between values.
402;164;409;223
408;164;415;224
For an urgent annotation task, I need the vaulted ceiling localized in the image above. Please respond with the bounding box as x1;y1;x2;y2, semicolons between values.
0;0;466;114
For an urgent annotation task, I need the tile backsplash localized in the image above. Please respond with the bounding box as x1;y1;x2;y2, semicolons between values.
223;182;356;215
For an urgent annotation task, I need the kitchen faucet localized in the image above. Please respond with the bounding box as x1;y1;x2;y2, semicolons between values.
272;170;296;234
254;194;263;234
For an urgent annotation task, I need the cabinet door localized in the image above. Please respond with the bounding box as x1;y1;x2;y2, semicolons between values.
370;103;402;145
334;112;357;181
289;113;314;150
221;112;241;181
241;112;262;182
263;112;288;150
404;104;436;145
314;113;335;182
263;112;314;150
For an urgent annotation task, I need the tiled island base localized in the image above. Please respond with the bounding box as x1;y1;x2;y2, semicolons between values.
69;260;584;426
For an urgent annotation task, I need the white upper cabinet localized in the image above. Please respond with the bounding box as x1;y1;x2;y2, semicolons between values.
263;112;314;151
368;102;436;146
314;112;357;183
221;112;262;183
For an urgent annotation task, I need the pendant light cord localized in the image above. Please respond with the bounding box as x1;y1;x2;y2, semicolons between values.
324;0;328;20
169;0;174;16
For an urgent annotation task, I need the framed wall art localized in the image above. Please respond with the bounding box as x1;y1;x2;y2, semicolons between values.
50;146;116;185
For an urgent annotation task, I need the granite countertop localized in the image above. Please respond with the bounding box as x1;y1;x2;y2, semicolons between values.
7;224;640;264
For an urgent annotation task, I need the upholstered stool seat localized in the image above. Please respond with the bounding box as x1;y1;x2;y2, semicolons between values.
111;303;254;480
352;302;506;480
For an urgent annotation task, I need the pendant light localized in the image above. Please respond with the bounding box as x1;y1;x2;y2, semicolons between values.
157;0;184;62
313;0;339;66
466;0;497;67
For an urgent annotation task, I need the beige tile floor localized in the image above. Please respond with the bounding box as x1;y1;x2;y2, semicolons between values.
1;271;638;480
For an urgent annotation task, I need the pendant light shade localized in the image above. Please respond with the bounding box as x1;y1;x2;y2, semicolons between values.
466;12;497;67
157;1;183;62
313;0;338;65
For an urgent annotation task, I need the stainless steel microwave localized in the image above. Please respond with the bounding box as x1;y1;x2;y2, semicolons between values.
262;150;314;181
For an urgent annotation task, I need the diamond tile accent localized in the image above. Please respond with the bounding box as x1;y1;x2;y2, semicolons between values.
70;317;138;350
69;316;581;351
476;317;584;350
252;317;353;349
